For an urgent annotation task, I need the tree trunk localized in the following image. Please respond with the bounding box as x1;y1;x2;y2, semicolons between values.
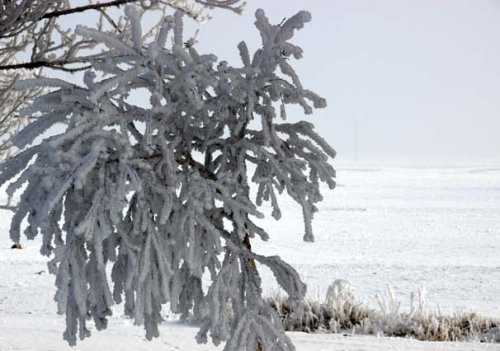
243;234;263;351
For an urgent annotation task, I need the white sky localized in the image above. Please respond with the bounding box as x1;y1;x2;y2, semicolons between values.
189;0;500;162
55;0;500;163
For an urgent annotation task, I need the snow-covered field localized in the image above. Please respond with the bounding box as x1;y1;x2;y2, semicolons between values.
1;161;499;350
254;161;500;317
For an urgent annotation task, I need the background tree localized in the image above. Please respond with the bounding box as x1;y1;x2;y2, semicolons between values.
0;55;46;212
0;4;335;351
0;0;245;142
0;0;245;69
0;0;245;203
0;56;43;162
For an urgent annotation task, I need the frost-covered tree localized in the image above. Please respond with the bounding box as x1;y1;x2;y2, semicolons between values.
0;6;335;351
0;0;245;71
0;0;244;161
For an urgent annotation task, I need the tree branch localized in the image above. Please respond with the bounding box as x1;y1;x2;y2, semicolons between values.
0;205;17;212
41;0;138;20
195;0;244;13
0;58;104;71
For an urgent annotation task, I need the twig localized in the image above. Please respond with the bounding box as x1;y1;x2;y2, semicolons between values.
0;205;17;212
41;0;138;20
0;57;112;71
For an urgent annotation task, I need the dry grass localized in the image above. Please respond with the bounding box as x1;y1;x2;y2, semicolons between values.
268;280;500;343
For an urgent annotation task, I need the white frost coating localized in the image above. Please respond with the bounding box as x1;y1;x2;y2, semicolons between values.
124;5;143;51
0;6;336;351
75;25;137;55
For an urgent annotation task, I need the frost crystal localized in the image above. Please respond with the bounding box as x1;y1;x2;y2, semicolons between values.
0;7;335;350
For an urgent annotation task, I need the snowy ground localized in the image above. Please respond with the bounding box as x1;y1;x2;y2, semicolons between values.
0;161;499;350
2;315;500;351
254;161;500;316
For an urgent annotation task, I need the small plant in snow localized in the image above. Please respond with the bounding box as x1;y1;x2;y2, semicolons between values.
0;6;335;351
269;280;373;333
270;281;500;343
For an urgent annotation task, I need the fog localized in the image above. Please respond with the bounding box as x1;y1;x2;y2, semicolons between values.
189;0;500;163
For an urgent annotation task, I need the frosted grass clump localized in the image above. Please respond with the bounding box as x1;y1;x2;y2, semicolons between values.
0;6;335;351
270;281;500;343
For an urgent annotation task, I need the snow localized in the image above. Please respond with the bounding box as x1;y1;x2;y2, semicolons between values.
1;161;499;350
3;315;500;351
253;162;500;316
2;316;500;351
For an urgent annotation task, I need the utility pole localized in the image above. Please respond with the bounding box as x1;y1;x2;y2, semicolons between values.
353;117;359;162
